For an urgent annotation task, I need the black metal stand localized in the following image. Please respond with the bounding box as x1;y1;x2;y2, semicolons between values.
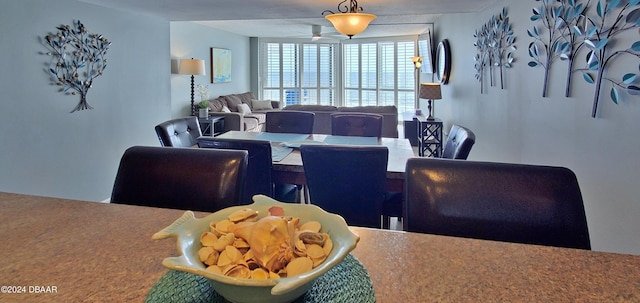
189;75;196;116
416;117;443;157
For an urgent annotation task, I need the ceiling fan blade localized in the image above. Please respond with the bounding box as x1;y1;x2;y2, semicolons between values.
310;24;324;40
311;24;322;36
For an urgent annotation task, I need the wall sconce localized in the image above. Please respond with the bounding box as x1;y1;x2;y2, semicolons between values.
411;56;423;69
322;0;376;39
178;58;206;116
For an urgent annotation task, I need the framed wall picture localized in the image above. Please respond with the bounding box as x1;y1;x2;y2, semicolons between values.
210;48;232;83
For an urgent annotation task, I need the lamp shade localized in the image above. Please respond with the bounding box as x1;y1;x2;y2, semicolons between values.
325;13;376;38
178;58;206;76
419;83;442;100
411;56;423;69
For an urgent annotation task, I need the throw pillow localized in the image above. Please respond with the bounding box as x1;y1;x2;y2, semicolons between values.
209;99;224;112
224;95;243;112
235;92;256;106
251;99;273;110
221;105;231;113
237;103;252;115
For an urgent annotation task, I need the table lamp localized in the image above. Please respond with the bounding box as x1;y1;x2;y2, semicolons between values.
419;83;442;120
178;58;206;116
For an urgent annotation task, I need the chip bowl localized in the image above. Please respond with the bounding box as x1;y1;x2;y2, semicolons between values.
152;195;360;303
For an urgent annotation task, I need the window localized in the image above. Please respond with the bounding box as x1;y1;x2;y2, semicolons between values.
261;42;335;105
342;40;416;113
259;38;418;115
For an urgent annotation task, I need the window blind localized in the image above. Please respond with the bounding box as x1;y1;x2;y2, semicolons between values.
260;41;335;105
259;38;417;112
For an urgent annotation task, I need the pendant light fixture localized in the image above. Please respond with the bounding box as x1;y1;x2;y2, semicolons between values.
322;0;376;39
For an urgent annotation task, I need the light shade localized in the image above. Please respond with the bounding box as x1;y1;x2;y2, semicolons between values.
411;56;423;69
325;13;376;38
419;83;442;100
178;58;206;76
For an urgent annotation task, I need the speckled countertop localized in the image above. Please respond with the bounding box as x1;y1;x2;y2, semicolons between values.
1;192;639;303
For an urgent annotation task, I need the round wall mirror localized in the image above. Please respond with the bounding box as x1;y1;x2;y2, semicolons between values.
435;39;451;84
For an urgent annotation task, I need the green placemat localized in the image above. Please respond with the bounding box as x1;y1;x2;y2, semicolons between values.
271;145;294;162
323;136;378;146
145;254;375;303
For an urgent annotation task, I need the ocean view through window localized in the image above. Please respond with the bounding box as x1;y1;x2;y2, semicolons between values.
261;42;336;106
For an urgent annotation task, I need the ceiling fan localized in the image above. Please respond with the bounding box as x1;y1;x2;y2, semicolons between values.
308;24;344;41
311;24;323;41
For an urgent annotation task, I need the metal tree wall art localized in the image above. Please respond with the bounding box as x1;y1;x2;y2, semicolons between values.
41;20;111;113
491;7;517;90
555;0;589;97
474;25;490;94
528;0;588;97
527;0;577;97
576;0;640;117
528;0;640;117
474;7;516;93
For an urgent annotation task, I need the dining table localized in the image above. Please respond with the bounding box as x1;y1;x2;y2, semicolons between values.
1;192;640;302
214;131;416;192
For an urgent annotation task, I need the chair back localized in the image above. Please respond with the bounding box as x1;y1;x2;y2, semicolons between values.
155;117;202;147
441;124;475;159
404;158;591;249
301;145;388;228
265;111;315;134
111;146;247;212
330;113;383;137
198;137;273;205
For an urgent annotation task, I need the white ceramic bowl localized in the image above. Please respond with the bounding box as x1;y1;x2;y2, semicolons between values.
152;195;360;303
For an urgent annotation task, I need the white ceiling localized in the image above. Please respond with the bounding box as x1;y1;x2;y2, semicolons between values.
77;0;498;39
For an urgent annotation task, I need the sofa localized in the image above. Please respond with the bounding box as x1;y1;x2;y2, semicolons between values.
282;105;399;138
204;92;281;132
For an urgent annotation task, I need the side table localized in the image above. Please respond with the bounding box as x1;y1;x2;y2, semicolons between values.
415;116;443;157
402;112;419;147
198;116;225;136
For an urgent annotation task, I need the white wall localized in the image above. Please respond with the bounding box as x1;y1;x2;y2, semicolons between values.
0;0;171;201
434;0;640;254
0;1;254;201
170;22;251;118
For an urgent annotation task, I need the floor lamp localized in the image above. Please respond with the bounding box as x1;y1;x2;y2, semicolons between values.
419;83;442;120
178;58;206;116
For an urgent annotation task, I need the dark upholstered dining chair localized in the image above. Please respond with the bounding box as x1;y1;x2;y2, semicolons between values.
265;110;315;202
404;158;591;249
330;113;383;137
265;110;315;134
441;124;475;160
329;112;399;228
155;117;202;147
301;145;388;228
111;146;248;212
197;137;298;205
